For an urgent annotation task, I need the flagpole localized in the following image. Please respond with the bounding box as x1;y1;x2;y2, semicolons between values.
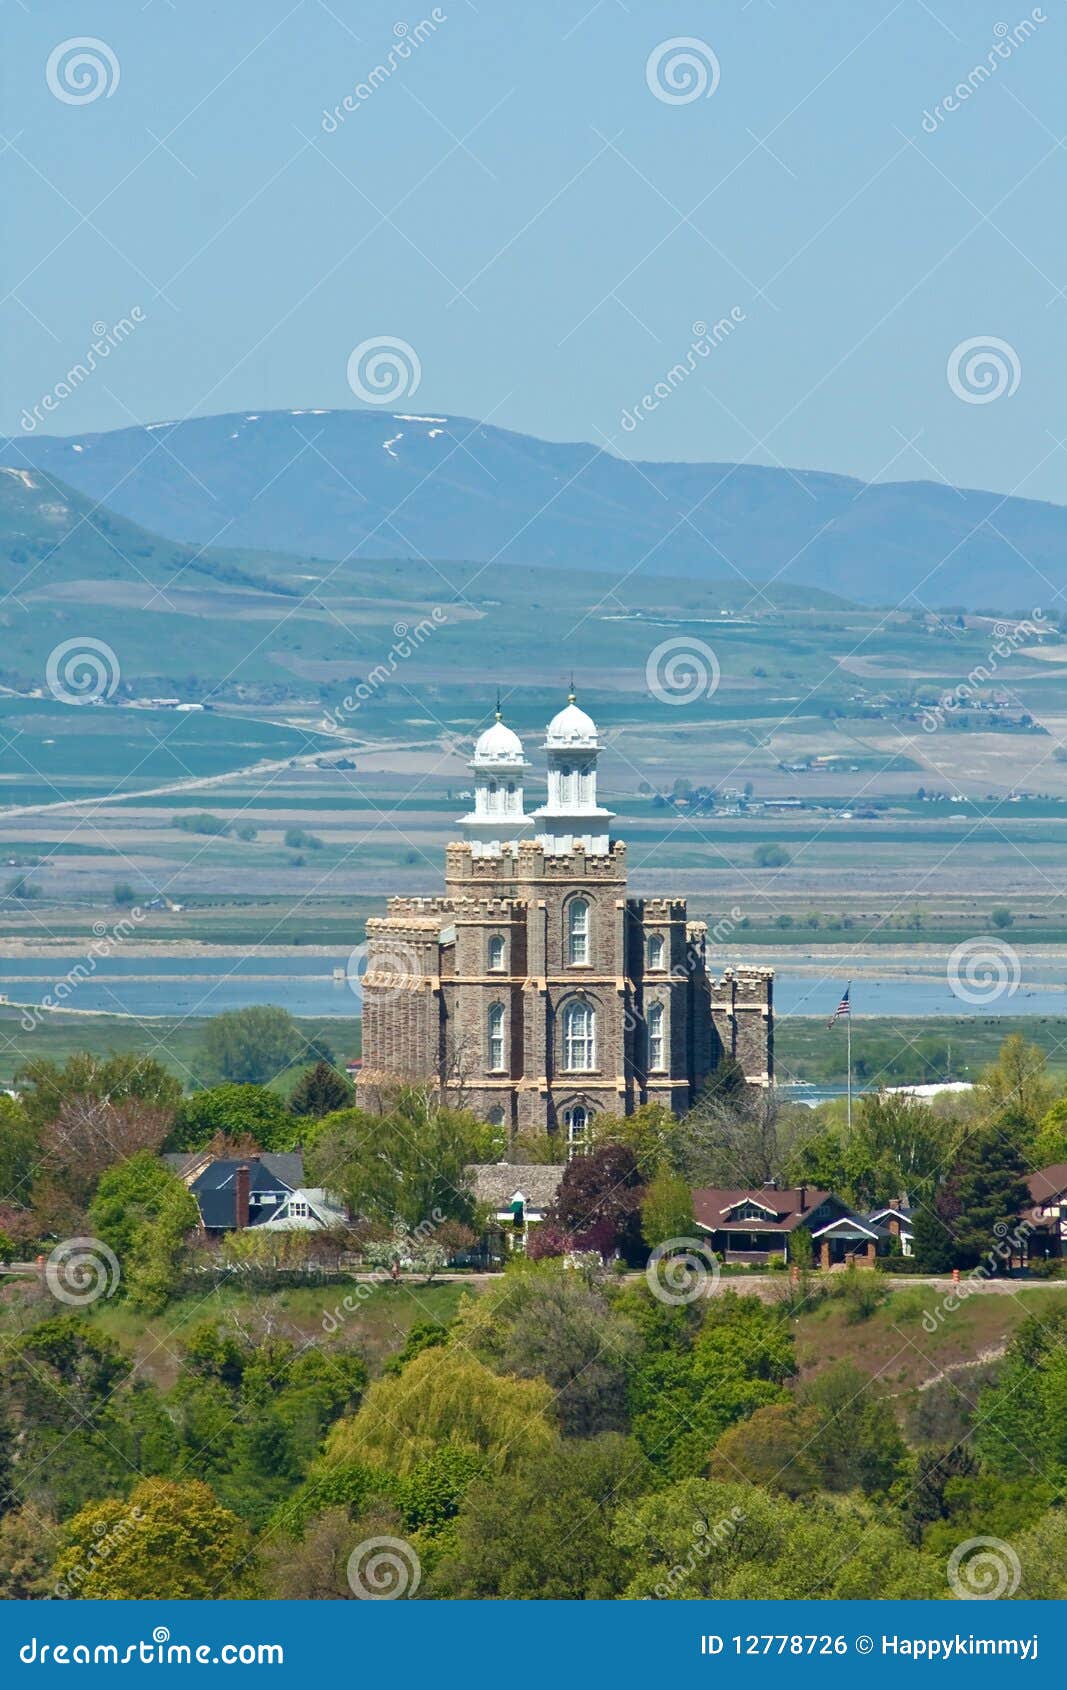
846;982;853;1132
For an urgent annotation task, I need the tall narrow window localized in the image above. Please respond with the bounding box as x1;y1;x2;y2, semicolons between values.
488;934;506;971
568;898;589;965
564;1105;592;1157
647;933;665;970
648;1001;665;1071
488;1002;505;1071
562;1000;596;1071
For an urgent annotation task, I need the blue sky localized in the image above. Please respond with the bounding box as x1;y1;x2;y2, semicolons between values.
4;0;1065;501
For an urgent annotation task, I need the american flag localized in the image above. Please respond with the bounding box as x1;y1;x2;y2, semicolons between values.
828;984;851;1027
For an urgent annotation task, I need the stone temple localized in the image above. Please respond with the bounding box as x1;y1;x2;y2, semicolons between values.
356;693;773;1150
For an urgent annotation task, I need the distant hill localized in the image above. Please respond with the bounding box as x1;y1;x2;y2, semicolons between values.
0;464;846;704
4;409;1065;609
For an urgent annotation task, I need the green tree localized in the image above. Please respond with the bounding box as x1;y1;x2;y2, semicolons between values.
914;1123;1032;1273
288;1060;354;1120
753;842;789;868
324;1348;556;1476
614;1478;940;1599
979;1034;1055;1138
451;1261;640;1437
641;1164;696;1248
991;906;1014;929
0;1095;37;1211
589;1101;684;1176
198;1006;314;1086
307;1087;496;1229
52;1478;256;1598
168;1082;294;1151
124;1179;199;1312
432;1436;653;1599
89;1151;192;1261
1030;1098;1067;1168
0;1508;57;1598
16;1052;180;1135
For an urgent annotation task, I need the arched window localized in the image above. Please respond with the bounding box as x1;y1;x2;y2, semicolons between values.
488;1002;505;1071
647;933;665;970
488;934;506;971
567;898;590;965
564;1104;592;1156
648;1001;665;1071
562;1000;596;1071
487;1105;505;1128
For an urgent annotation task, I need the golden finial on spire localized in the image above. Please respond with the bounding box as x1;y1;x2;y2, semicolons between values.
494;687;502;722
567;672;576;704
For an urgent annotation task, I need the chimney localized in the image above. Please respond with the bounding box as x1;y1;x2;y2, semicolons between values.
798;1185;808;1211
235;1164;250;1231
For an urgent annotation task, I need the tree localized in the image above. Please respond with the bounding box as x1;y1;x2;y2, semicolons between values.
0;1095;37;1211
991;906;1014;929
167;1083;294;1152
978;1034;1055;1138
323;1348;556;1476
32;1097;173;1230
1032;1099;1067;1168
198;1006;314;1085
16;1052;180;1135
432;1436;652;1599
307;1087;497;1229
124;1179;199;1312
753;842;789;868
451;1262;640;1437
0;1508;57;1598
89;1150;197;1265
52;1478;256;1598
684;1084;809;1190
641;1164;696;1249
547;1143;645;1260
914;1123;1032;1273
288;1060;354;1120
614;1478;940;1600
589;1101;685;1177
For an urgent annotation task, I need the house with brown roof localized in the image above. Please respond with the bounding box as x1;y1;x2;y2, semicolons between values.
692;1180;887;1267
1026;1164;1067;1258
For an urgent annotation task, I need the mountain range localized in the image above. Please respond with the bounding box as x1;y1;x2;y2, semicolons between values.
3;409;1065;610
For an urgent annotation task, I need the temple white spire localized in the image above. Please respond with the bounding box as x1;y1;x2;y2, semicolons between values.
457;698;532;856
531;688;615;856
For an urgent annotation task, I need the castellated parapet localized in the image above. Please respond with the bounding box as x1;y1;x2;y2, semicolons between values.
357;695;773;1142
